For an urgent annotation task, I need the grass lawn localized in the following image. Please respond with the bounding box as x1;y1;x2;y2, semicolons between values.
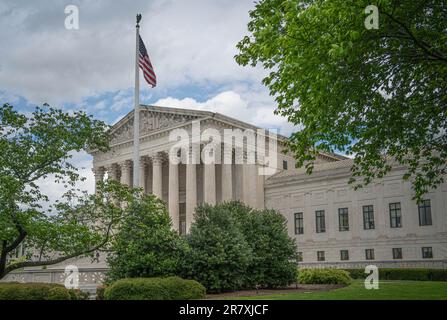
233;280;447;300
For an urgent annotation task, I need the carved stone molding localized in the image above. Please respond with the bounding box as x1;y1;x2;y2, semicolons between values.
110;111;198;146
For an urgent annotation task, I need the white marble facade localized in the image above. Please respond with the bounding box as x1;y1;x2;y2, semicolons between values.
90;105;291;234
266;159;447;269
3;105;446;287
91;105;446;268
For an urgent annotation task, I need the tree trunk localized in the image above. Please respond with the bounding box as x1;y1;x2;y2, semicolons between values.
0;241;7;279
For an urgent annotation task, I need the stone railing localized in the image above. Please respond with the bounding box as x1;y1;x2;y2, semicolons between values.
298;259;447;269
0;267;108;288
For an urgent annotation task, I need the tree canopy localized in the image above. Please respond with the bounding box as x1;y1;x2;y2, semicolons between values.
182;202;298;292
0;103;129;279
106;194;189;283
236;0;447;200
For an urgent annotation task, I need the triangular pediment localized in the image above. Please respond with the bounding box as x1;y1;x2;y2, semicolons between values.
110;106;210;145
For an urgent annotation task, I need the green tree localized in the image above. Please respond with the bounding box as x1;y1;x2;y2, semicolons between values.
236;0;447;200
0;103;129;279
182;202;298;292
106;195;188;282
182;203;253;293
218;202;298;288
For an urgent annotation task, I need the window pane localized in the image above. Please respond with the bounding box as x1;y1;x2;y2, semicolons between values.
363;205;375;230
389;202;402;228
317;251;325;261
366;249;375;260
338;208;349;231
295;213;304;235
422;247;433;259
419;200;433;226
393;248;403;259
316;210;326;233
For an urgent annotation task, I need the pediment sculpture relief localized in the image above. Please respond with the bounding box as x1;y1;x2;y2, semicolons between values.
110;111;199;145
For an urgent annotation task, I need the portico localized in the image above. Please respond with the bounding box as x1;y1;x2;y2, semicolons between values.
91;105;278;234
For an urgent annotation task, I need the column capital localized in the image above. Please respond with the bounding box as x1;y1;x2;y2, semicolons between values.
245;150;256;165
222;145;233;165
92;166;105;176
152;153;164;166
188;143;200;165
139;156;149;168
119;160;132;171
105;163;119;181
105;163;114;170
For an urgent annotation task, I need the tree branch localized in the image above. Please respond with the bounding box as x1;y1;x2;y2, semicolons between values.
2;219;115;278
381;11;447;63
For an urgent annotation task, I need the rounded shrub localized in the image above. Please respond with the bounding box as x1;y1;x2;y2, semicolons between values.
106;195;189;283
0;283;76;300
47;287;72;300
104;277;206;300
298;269;352;285
181;203;253;293
68;289;90;300
182;202;298;292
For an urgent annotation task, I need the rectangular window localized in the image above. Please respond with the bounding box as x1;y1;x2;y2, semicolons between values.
340;250;349;261
365;249;375;260
283;160;288;170
297;252;303;262
418;200;433;226
338;208;349;231
389;202;402;228
294;213;304;235
363;205;375;230
392;248;403;260
317;251;325;261
422;247;433;259
315;210;326;233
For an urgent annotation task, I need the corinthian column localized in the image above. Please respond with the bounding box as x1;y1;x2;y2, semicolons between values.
221;147;233;202
169;160;179;231
120;160;132;186
106;164;119;181
139;157;147;193
243;151;258;208
92;167;105;195
152;154;163;198
186;145;198;233
203;161;216;205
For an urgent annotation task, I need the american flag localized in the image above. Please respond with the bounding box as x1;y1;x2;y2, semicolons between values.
139;35;156;87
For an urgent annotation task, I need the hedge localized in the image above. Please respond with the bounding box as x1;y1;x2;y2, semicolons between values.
298;269;351;285
104;277;206;300
0;283;87;300
344;268;447;281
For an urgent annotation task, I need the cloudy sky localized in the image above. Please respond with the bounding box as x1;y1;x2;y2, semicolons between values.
0;0;298;201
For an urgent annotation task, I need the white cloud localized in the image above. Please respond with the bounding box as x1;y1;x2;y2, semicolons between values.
1;0;301;200
154;88;299;137
0;0;265;106
36;151;94;208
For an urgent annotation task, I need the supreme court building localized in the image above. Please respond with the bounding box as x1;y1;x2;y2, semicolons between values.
4;105;447;287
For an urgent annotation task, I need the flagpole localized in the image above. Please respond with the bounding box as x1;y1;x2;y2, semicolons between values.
133;14;142;188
